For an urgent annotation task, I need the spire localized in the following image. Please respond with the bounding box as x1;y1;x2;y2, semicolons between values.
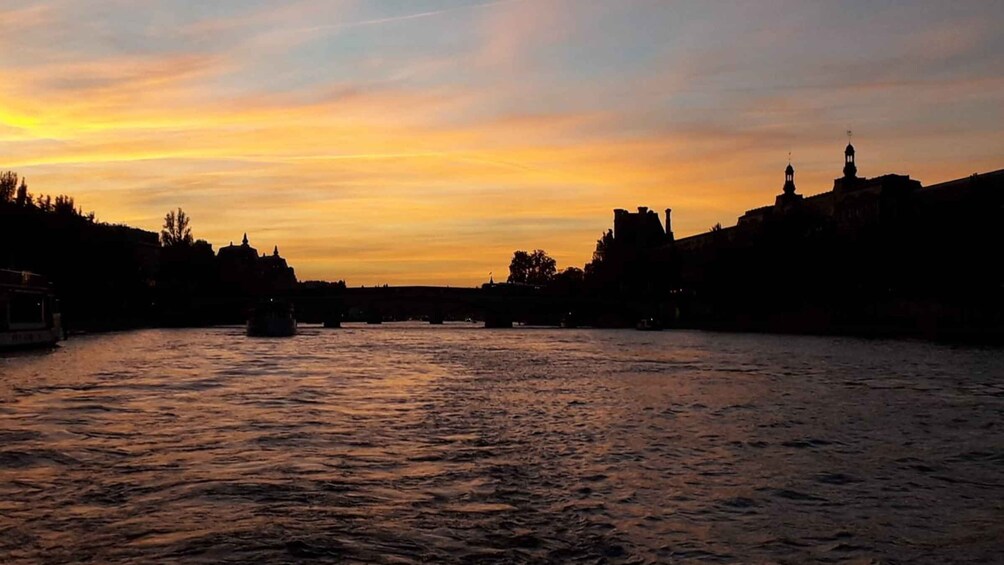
783;161;796;195
273;245;279;256
843;131;857;178
242;233;249;246
775;155;804;207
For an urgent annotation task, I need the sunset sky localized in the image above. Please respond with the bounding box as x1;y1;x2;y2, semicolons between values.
2;0;1002;285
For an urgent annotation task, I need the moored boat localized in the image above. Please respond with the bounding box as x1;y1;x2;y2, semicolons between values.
1;270;63;350
247;298;297;337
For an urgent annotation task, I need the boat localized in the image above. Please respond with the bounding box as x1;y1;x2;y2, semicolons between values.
247;298;297;337
1;270;64;350
635;317;663;331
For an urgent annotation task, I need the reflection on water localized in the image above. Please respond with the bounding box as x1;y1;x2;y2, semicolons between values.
1;324;1001;563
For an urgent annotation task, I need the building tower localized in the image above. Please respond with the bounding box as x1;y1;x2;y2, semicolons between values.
783;162;796;194
775;159;804;207
843;143;857;178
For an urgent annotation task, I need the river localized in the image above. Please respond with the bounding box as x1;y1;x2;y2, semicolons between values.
1;324;1001;563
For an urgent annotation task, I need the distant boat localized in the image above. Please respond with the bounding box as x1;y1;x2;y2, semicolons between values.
1;270;64;350
635;317;663;331
247;299;296;337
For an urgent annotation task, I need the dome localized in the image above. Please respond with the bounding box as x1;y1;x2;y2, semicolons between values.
785;163;794;174
845;143;855;155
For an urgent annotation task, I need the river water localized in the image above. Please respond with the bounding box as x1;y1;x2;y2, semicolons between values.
0;325;1001;564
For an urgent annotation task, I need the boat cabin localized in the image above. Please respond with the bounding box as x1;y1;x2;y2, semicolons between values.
0;270;62;348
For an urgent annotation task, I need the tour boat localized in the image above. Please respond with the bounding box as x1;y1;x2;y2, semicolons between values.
0;270;64;350
247;298;297;337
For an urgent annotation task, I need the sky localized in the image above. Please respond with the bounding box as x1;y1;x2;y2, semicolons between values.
2;0;1002;285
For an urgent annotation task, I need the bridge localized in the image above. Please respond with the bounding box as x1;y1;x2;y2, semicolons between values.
289;284;619;327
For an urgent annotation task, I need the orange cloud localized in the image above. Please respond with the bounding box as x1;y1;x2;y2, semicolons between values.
3;1;1002;285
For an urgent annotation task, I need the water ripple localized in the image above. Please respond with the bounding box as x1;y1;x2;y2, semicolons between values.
0;325;1002;563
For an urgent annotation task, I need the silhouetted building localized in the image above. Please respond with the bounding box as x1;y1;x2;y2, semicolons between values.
218;233;259;266
217;233;296;294
259;246;297;289
586;207;673;297
612;206;672;250
775;162;803;208
664;143;930;251
589;142;1004;338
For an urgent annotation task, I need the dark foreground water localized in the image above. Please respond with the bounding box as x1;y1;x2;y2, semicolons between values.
1;325;1002;564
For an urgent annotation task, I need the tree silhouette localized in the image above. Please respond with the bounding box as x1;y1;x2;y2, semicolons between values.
544;266;584;297
161;208;194;247
508;249;557;285
557;266;584;281
15;178;30;207
508;251;531;283
54;195;77;216
0;171;17;203
592;229;613;264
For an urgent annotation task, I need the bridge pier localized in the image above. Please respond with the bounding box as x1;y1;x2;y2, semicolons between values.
483;310;513;328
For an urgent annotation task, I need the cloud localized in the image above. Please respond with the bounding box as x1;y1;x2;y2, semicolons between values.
3;0;1003;284
0;4;55;29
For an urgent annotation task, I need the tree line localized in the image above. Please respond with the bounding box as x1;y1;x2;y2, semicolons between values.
505;248;584;289
0;171;95;220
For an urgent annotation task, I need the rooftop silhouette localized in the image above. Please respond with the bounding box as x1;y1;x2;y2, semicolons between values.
2;141;1002;340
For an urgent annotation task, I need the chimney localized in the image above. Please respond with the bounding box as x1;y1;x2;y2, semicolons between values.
638;206;648;214
665;208;674;241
